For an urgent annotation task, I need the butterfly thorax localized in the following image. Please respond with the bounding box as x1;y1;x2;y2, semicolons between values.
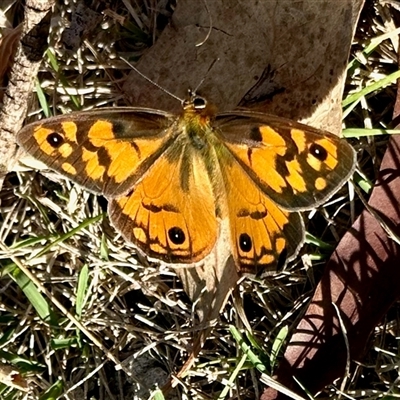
180;95;217;149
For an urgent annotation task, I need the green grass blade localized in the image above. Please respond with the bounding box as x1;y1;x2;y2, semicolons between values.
9;266;58;325
35;213;104;258
46;48;81;109
76;264;89;318
271;326;289;370
343;128;400;137
342;69;400;108
38;379;63;400
149;389;166;400
35;79;52;118
229;325;267;373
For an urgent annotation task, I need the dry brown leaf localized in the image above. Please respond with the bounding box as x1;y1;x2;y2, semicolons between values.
122;0;364;351
123;0;363;132
0;363;29;392
0;24;22;99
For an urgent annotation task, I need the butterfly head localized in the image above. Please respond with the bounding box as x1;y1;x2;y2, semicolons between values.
182;91;216;122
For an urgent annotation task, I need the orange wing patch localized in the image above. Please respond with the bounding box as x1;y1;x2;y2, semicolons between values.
61;121;78;142
223;125;290;195
22;115;175;196
85;120;170;190
109;147;218;263
81;147;105;181
220;154;304;274
218;118;355;210
61;162;77;175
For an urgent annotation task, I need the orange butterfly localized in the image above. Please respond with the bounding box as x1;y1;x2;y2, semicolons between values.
17;94;355;274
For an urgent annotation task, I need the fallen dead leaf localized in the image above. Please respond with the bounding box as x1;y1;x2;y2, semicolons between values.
122;1;365;392
123;0;363;132
0;24;22;101
0;363;29;392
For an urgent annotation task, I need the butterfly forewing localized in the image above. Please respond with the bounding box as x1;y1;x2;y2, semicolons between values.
17;108;176;197
215;112;356;211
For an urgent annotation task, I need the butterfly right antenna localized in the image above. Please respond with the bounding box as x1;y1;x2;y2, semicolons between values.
120;57;184;103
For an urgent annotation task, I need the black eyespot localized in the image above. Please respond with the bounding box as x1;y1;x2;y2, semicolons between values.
193;96;207;110
168;227;185;245
239;233;252;253
47;132;64;148
249;127;263;142
310;143;328;161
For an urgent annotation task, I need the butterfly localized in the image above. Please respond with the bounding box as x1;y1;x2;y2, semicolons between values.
17;94;356;275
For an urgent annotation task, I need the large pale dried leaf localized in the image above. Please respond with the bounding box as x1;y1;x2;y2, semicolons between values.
124;0;363;132
123;0;364;343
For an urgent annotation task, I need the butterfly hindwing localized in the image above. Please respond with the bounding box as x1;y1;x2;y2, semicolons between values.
109;136;218;264
215;142;304;274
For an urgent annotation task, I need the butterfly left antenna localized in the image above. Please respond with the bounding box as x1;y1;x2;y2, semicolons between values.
120;57;184;103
